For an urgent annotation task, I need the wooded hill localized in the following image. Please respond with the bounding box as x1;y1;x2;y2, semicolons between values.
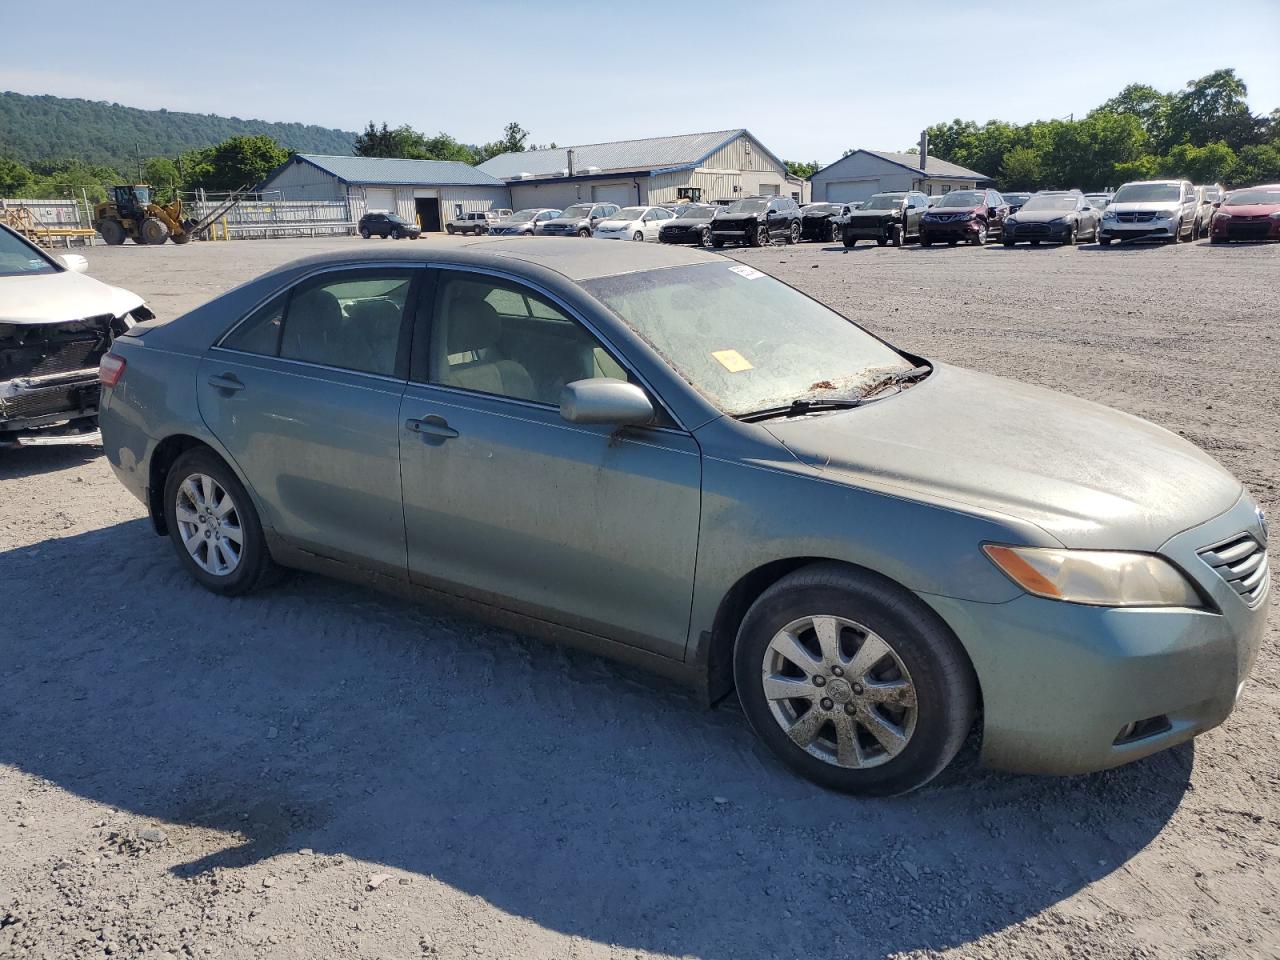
0;92;356;169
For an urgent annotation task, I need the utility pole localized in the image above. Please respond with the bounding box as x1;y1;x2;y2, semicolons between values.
135;142;144;182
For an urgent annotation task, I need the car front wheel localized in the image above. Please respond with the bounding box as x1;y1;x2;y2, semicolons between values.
788;221;801;244
734;563;977;796
163;449;279;596
360;228;370;239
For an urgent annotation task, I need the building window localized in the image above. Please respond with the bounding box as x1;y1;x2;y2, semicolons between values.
676;187;702;202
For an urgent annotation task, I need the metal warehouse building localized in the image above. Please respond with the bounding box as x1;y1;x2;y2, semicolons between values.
257;155;511;231
477;129;809;209
809;149;991;203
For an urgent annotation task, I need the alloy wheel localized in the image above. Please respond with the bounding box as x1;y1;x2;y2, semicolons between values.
174;473;243;576
761;614;918;769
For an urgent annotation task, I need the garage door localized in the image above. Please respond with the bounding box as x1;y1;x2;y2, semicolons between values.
757;183;779;196
365;188;396;213
825;180;881;203
592;184;635;206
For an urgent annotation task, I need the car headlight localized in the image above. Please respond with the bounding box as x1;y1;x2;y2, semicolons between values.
1270;210;1280;219
1214;212;1231;222
1047;217;1065;224
983;544;1201;607
1102;210;1117;221
1005;217;1018;226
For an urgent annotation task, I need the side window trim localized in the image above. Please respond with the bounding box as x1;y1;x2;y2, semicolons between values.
408;264;686;432
214;263;427;382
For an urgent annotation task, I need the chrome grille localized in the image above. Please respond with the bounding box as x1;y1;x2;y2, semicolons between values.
1117;211;1158;223
1199;533;1269;606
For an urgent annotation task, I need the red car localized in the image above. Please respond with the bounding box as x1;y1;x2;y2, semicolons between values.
919;189;1009;246
1210;184;1280;243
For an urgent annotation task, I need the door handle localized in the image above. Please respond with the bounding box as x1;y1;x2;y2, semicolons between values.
405;415;459;443
207;373;245;393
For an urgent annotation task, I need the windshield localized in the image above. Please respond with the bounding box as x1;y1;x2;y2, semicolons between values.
0;226;58;278
387;214;410;225
612;207;647;220
680;206;716;220
726;199;769;214
1020;195;1079;212
509;209;542;220
583;262;911;416
804;203;841;215
1003;193;1030;204
559;204;593;219
862;194;905;210
936;191;985;208
1112;183;1181;203
1224;188;1280;205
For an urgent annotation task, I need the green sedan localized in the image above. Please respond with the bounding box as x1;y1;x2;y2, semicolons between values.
98;239;1268;795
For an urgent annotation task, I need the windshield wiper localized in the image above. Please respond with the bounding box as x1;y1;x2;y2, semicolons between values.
739;398;867;422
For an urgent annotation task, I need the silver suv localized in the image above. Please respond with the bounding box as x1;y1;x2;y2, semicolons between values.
535;202;621;237
1099;180;1199;245
445;210;511;236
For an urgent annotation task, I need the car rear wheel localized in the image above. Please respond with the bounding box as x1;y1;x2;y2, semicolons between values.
360;228;370;239
842;236;857;248
632;231;644;242
734;563;977;796
788;221;801;244
700;227;711;246
163;449;279;596
446;225;455;235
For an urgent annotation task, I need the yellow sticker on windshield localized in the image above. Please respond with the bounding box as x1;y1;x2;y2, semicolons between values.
712;349;753;372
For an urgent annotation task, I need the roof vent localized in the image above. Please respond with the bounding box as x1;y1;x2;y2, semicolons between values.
558;168;569;177
583;166;601;174
514;172;534;180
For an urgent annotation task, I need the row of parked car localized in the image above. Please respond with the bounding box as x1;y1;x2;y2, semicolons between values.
366;179;1278;249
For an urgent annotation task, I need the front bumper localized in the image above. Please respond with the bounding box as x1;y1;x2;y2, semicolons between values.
800;219;833;240
922;493;1269;775
592;229;630;240
1210;217;1280;242
920;218;983;240
659;227;707;244
536;224;587;237
841;219;895;241
1100;218;1179;241
0;369;100;436
1005;222;1073;243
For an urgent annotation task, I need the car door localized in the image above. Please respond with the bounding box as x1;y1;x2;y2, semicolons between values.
396;267;701;660
197;265;420;577
1078;198;1097;237
644;208;671;240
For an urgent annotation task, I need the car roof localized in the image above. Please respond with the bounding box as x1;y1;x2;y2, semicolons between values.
272;237;723;283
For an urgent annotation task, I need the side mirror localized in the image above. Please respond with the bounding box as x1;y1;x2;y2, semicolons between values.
559;379;654;427
1212;200;1222;208
60;254;89;273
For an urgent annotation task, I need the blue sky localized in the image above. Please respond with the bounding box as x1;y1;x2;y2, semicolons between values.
3;0;1277;163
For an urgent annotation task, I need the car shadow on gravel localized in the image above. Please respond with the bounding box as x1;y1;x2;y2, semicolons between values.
1;521;1194;959
0;441;103;479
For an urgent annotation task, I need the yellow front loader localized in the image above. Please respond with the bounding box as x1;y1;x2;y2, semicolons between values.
93;185;198;245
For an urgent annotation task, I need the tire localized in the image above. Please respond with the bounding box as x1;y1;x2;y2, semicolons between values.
749;225;767;248
876;237;888;247
700;227;711;247
1030;239;1040;246
1062;224;1076;246
140;217;170;245
360;228;371;239
842;237;857;248
390;228;402;240
788;221;801;245
921;238;933;247
890;225;904;248
171;231;191;244
1100;237;1112;246
1210;235;1224;244
163;449;280;597
578;228;591;238
970;223;987;245
633;231;644;242
829;221;841;243
734;563;977;796
446;225;455;235
712;237;725;248
97;219;127;245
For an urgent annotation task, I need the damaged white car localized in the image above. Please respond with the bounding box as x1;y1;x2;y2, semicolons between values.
1;224;151;444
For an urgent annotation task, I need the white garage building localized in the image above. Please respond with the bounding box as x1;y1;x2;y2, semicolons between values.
477;129;809;209
809;149;991;203
256;154;512;231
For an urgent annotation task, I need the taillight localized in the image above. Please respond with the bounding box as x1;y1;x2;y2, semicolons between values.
99;353;126;387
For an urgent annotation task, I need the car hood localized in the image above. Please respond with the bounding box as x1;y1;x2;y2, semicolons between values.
762;363;1241;551
1009;208;1077;223
540;217;588;228
595;219;640;230
1107;201;1182;215
493;219;534;228
0;269;145;325
1219;203;1280;216
925;207;978;215
846;209;896;218
663;217;714;228
714;212;762;223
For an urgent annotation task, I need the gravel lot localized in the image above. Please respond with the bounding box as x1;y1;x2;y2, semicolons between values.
2;235;1277;960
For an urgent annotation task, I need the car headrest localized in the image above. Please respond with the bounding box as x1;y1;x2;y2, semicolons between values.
446;295;502;355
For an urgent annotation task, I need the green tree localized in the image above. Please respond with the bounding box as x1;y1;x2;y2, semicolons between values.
1158;141;1236;183
0;155;36;196
1165;69;1259;151
1096;83;1173;147
1113;155;1160;183
785;160;820;178
474;122;530;163
999;146;1041;188
1228;142;1280;186
189;135;289;191
142;157;181;200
